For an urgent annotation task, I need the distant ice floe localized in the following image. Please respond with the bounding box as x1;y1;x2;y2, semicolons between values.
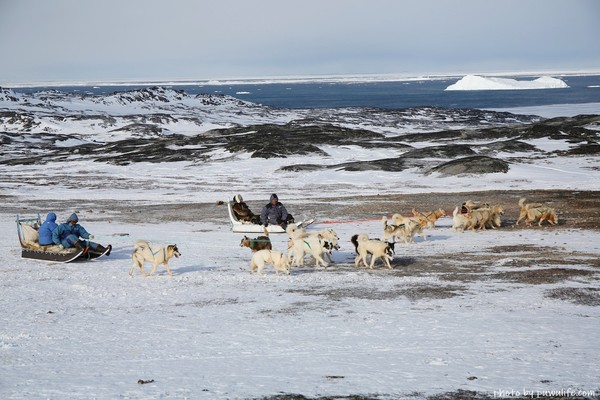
445;75;569;91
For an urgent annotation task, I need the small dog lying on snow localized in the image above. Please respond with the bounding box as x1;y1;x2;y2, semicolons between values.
250;249;290;276
351;233;394;269
516;197;558;226
130;240;181;276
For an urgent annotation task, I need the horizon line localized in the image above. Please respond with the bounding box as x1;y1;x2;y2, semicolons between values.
3;69;600;88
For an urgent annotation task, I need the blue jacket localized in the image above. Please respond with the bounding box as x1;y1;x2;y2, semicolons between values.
38;212;58;246
261;202;289;226
52;213;91;246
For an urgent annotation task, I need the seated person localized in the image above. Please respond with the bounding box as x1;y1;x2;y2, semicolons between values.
38;212;58;246
232;194;261;224
52;213;111;256
260;193;294;229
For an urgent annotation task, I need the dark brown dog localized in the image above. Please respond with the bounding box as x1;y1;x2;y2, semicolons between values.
240;235;272;252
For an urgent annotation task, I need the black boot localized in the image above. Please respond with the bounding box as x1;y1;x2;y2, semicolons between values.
73;241;88;253
91;244;111;256
92;244;106;254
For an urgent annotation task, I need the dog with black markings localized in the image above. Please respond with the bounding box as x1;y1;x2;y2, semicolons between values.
351;233;394;269
130;240;181;277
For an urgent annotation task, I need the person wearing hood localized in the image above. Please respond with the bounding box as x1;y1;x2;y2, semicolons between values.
52;213;111;256
38;212;58;246
232;194;260;224
260;193;294;229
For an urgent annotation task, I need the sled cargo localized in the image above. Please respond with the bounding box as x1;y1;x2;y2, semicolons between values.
17;214;108;262
226;202;314;233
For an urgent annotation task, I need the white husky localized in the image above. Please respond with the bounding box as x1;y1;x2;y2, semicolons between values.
250;249;290;276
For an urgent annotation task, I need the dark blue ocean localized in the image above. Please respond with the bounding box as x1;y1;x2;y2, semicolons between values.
13;75;600;110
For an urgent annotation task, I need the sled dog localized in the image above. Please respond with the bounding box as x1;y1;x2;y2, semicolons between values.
517;198;558;226
130;240;181;276
240;235;272;252
351;233;393;269
250;249;290;276
287;233;331;268
388;214;427;243
452;206;473;232
412;207;446;228
304;228;340;263
286;224;333;268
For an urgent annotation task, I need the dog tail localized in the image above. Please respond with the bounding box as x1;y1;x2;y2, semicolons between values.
382;216;388;229
262;226;269;237
350;234;359;253
132;241;147;255
519;197;527;207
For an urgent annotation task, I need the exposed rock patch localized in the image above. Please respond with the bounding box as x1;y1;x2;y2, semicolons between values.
427;156;509;175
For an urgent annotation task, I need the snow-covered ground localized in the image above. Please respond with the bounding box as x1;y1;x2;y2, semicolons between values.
2;214;599;399
1;91;599;399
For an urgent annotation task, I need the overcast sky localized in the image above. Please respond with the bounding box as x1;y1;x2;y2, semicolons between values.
1;0;599;84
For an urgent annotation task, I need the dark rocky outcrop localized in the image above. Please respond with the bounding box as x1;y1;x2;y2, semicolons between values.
1;87;599;178
427;156;509;175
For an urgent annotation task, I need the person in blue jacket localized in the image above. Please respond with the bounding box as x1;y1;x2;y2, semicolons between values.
260;193;294;229
38;212;58;246
52;213;111;256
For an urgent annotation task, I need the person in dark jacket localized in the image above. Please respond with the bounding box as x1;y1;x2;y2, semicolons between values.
52;213;111;255
260;193;294;229
232;194;260;224
38;212;58;246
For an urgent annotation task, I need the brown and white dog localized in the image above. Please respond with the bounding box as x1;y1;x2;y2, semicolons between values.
130;240;181;276
240;235;272;252
517;198;558;226
250;249;290;276
412;207;446;228
386;214;427;243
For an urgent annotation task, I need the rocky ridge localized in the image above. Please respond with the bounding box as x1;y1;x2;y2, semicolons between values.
1;86;599;176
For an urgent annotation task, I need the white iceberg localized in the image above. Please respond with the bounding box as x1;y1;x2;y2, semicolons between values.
445;75;569;91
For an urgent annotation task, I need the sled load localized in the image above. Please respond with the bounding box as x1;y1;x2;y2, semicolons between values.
226;201;314;233
16;214;108;262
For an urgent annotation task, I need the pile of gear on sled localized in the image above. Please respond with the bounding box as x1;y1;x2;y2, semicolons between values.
17;212;112;263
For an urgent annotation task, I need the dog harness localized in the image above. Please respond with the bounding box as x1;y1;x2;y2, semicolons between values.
144;245;166;260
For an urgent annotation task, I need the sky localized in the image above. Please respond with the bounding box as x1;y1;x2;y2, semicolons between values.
1;0;600;85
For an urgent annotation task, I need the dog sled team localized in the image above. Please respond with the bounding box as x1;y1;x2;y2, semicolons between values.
18;194;559;277
238;195;560;276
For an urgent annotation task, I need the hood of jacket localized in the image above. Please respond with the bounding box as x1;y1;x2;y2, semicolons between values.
66;213;79;223
45;212;57;223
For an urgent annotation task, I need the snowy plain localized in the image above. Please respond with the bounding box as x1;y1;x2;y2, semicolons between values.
1;83;600;399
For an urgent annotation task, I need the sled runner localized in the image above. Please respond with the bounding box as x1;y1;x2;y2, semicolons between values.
227;202;315;233
16;214;108;263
